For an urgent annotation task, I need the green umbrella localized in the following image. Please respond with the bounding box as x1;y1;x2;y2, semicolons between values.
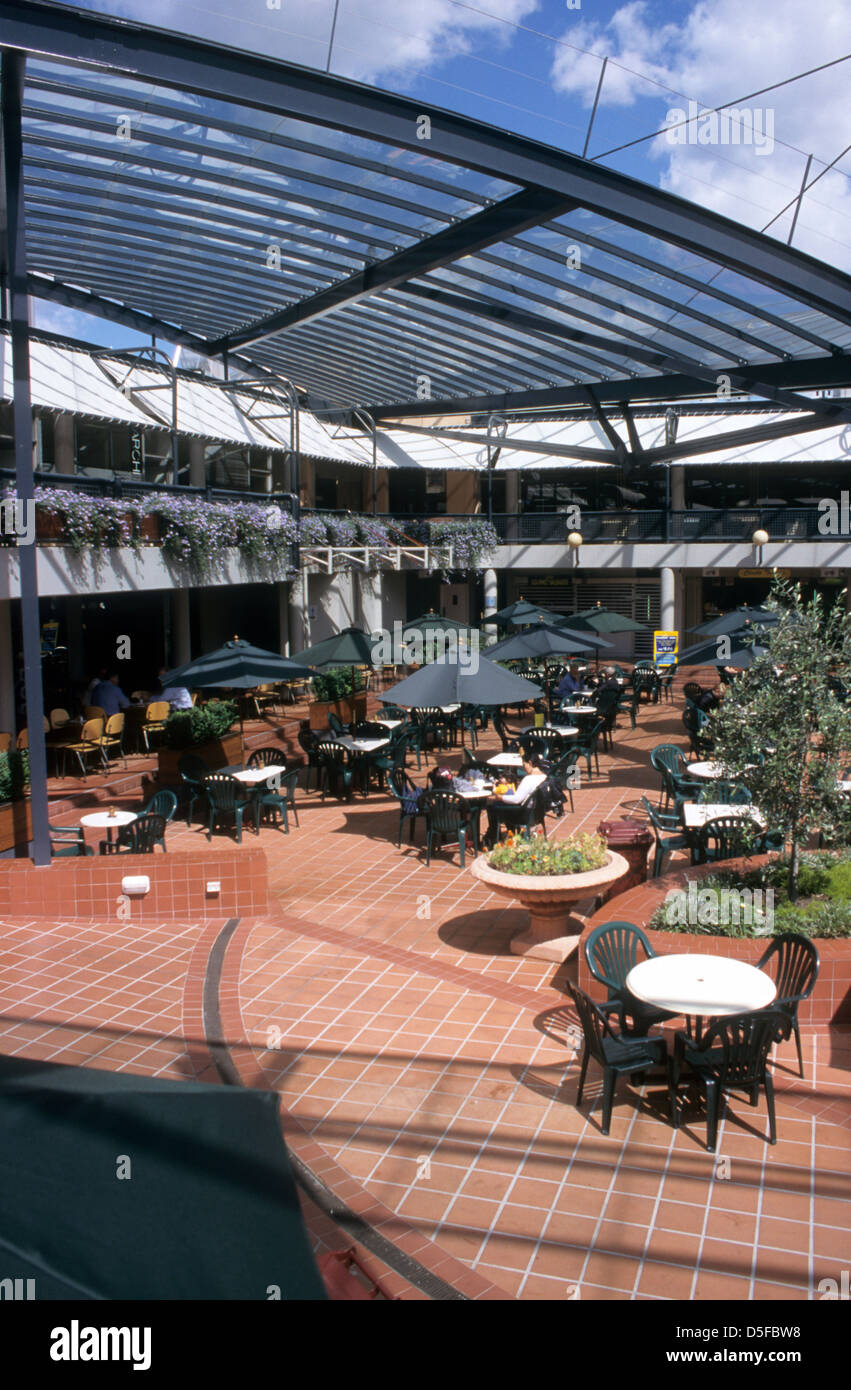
161;637;315;688
556;604;648;635
289;626;376;670
491;598;563;628
485;624;596;720
383;655;543;750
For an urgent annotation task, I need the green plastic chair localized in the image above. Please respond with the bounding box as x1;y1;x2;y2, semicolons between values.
566;982;671;1137
204;775;259;844
142;788;178;822
670;1010;786;1151
756;934;819;1078
584;920;672;1035
49;822;93;858
640;796;690;877
419;788;479;869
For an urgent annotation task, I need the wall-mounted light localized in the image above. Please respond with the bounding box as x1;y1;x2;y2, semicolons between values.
752;528;769;565
567;531;583;568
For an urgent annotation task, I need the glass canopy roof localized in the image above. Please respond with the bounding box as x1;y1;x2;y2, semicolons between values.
4;1;851;417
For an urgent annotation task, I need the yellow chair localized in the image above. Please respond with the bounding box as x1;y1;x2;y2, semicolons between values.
60;717;105;779
94;712;127;770
250;683;279;718
50;707;71;730
84;705;106;722
141;701;170;753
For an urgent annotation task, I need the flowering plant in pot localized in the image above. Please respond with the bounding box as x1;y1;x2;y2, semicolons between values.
471;830;628;962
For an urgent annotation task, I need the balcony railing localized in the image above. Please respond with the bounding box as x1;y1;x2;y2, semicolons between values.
0;468;297;513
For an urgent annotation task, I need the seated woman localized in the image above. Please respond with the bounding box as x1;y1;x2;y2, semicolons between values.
484;754;547;848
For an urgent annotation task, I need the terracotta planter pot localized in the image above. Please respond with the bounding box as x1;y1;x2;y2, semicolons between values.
0;799;32;854
470;850;629;963
156;731;244;783
308;695;367;731
139;515;160;543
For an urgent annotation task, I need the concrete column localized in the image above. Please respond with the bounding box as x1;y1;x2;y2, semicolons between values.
845;580;851;615
171;588;191;666
671;466;685;512
188;437;206;488
504;470;520;514
660;566;677;633
0;599;15;733
54;412;74;474
483;567;498;643
288;569;309;652
356;570;383;635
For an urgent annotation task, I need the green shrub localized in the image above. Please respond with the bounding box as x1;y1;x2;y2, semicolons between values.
826;859;851;900
311;668;364;702
164;700;237;748
0;749;29;803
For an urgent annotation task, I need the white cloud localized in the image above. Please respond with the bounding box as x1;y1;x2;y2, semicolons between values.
550;0;851;268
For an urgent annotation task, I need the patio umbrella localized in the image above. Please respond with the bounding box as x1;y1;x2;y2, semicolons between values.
691;606;783;636
290;626;378;708
677;632;769;666
161;637;315;689
289;626;376;670
553;604;641;668
490;598;563;628
398;611;482;659
485;624;596;719
383;654;543;749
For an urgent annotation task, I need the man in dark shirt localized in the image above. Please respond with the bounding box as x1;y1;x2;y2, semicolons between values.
554;664;582;699
90;673;130;719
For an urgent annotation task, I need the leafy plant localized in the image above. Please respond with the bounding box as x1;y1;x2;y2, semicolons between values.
488;830;607;876
164;700;237;748
311;668;364;702
0;749;29;803
708;577;851;900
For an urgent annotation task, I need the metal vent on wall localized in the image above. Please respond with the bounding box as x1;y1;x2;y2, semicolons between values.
515;578;660;659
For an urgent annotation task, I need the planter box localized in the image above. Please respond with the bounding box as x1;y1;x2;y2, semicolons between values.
156;731;244;783
308;695;367;731
139;515;160;543
0;799;32;854
35;512;65;543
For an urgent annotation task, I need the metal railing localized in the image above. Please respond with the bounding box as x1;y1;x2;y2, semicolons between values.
0;468;297;512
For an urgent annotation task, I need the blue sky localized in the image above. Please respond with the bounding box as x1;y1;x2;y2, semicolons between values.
33;0;851;351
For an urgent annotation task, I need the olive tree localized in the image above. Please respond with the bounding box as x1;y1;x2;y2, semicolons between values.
707;578;851;900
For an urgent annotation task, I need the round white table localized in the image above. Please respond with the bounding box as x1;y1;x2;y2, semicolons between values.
687;761;725;780
627;953;776;1040
80;809;136;849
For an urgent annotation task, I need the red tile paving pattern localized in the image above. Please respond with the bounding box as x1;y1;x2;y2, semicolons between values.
1;680;848;1299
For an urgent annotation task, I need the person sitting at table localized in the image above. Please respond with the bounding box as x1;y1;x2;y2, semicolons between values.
554;664;582;700
596;666;621;695
90;672;130;718
156;668;193;710
484;754;547;847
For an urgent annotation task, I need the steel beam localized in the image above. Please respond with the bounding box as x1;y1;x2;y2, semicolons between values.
4;0;851;326
205;189;579;353
390;421;620;464
1;47;49;866
368;355;851;421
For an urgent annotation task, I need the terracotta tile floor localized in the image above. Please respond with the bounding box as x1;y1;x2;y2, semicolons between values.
2;679;849;1300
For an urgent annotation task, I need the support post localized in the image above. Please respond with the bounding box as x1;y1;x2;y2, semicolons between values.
1;48;50;864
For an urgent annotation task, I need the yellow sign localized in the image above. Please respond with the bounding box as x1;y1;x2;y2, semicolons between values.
737;569;791;579
653;630;678;666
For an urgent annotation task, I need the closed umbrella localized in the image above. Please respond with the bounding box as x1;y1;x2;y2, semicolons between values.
485;624;596;719
383;654;543;749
